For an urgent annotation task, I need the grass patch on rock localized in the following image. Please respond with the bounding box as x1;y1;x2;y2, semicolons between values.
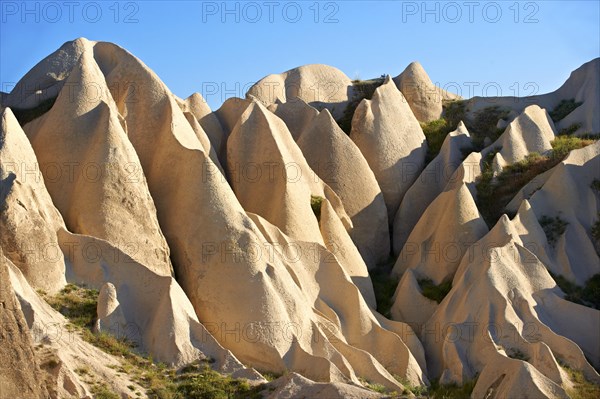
550;99;583;123
475;135;597;227
539;215;569;247
369;257;399;318
551;273;600;310
337;76;386;134
43;284;265;399
418;278;452;304
559;361;600;399
427;377;478;399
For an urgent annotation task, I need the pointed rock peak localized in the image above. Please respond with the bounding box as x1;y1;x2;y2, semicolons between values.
400;61;432;83
453;121;470;136
215;97;254;134
184;92;211;113
314;107;338;127
269;98;319;140
486;214;517;245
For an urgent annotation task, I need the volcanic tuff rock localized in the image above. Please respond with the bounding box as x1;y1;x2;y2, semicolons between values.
392;121;474;254
393;61;461;122
0;107;66;294
272;100;390;268
23;48;173;276
1;37;599;398
247;64;353;119
467;58;600;136
0;251;49;399
350;75;428;223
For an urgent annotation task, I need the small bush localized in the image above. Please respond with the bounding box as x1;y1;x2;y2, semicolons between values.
370;270;399;318
551;135;597;159
559;361;600;399
422;118;450;162
551;273;600;309
443;100;468;128
396;376;427;396
418;278;452;304
475;135;597;228
337;76;386;134
592;214;600;243
427;377;478;399
310;195;324;222
91;383;120;399
558;123;582;136
506;348;529;361
44;284;98;329
539;215;568;247
550;99;583;122
591;179;600;193
469;106;510;148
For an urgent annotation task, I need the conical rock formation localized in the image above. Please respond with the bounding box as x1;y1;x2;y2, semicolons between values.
350;76;428;223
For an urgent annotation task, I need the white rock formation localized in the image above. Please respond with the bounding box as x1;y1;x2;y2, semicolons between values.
247;64;353;119
350;76;428;223
393;121;473;254
272;100;390;268
22;46;173;276
393;61;460;122
0;107;66;294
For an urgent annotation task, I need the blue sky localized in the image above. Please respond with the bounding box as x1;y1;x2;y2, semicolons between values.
1;1;599;110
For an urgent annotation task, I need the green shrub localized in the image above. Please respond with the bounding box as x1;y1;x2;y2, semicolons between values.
506;348;529;361
475;135;597;228
592;214;600;243
550;273;600;309
310;195;324;222
443;100;468;128
469;105;510;149
370;270;399;318
559;361;600;399
551;135;597;159
337;77;385;134
421;100;469;162
427;377;478;399
591;179;600;193
395;376;427;396
539;215;568;247
550;99;583;122
558;123;582;136
91;383;121;399
422;118;450;162
418;278;452;304
44;284;98;328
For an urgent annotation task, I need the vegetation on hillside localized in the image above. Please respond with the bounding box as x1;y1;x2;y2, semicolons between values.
550;99;582;122
336;76;386;134
475;135;598;227
418;278;452;304
370;259;399;318
551;273;600;310
43;284;266;399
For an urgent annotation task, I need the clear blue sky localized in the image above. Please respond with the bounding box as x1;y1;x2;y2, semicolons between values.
1;1;599;110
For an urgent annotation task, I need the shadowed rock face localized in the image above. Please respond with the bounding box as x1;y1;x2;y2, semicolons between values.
1;37;599;398
0;252;49;399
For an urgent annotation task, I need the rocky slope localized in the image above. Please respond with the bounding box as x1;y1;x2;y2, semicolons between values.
1;38;598;398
